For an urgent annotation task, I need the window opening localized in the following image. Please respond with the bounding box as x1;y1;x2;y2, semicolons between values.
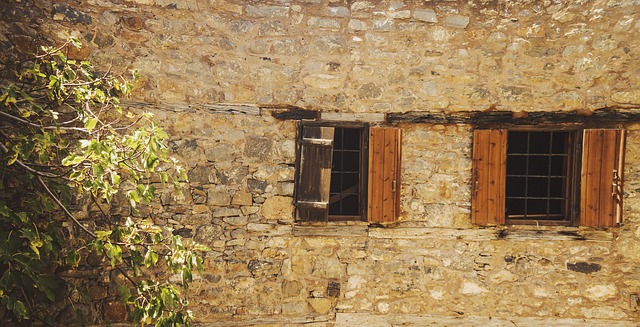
329;127;362;218
505;131;573;221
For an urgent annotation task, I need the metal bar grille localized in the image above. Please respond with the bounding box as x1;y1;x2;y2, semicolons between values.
505;131;572;221
329;127;361;218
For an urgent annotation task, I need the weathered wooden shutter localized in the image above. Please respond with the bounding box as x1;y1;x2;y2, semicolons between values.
368;127;402;223
580;129;625;227
471;129;507;226
295;126;334;222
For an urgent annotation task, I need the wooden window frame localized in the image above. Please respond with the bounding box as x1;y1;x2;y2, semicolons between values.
327;124;369;221
503;128;580;226
294;122;402;224
294;122;369;222
472;125;625;228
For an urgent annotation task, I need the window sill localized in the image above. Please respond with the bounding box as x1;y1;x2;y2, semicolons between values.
293;221;369;237
292;221;616;241
494;225;616;241
368;224;615;242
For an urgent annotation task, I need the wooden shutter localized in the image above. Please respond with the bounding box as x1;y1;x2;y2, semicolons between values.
580;129;625;227
368;127;402;223
295;126;334;222
471;129;507;226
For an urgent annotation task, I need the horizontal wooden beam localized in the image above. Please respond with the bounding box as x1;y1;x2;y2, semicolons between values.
336;313;636;326
122;101;261;115
388;108;640;126
122;100;640;126
367;225;614;242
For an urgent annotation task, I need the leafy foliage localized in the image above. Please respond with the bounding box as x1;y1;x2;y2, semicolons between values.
0;38;206;326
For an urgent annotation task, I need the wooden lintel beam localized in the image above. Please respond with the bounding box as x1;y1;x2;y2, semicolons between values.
388;108;640;126
122;100;640;126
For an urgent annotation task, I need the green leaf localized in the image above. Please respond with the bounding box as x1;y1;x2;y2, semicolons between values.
79;139;92;148
181;268;192;286
0;203;10;217
13;300;28;320
159;172;169;184
95;230;112;240
65;250;80;267
105;243;123;267
29;240;42;258
84;117;98;131
144;250;158;267
36;274;58;301
6;151;18;166
118;284;132;303
128;189;141;203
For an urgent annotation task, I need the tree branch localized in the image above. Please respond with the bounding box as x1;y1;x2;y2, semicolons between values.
36;175;96;238
0;138;62;179
0;110;87;132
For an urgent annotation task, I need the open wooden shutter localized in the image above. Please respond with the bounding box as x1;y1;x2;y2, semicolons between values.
580;129;625;227
295;126;334;222
471;129;507;226
368;127;402;223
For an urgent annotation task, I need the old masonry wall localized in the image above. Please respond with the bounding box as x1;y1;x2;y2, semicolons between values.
3;0;640;325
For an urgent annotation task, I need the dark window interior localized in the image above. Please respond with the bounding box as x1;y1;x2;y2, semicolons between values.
506;131;573;221
329;127;362;217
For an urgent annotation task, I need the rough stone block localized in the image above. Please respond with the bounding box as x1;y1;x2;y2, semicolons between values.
443;14;470;29
303;74;344;89
223;216;248;226
308;17;341;29
357;83;383;99
414;9;438;23
192;204;209;213
312;257;345;279
584;285;617;301
52;4;92;25
241;206;260;215
348;19;368;30
231;191;253;206
246;5;289;18
248;259;282;277
208;190;231;206
460;281;487;294
244;136;273;160
612;91;640;105
261;196;293;220
328;6;350;17
307;297;333;314
282;280;303;297
259;20;288;36
489;270;517;284
314;36;348;54
103;301;127;322
247;223;273;232
211;207;242;217
388;10;410;19
88;285;108;300
373;19;394;31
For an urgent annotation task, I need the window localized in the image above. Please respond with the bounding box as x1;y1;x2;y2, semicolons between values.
505;131;574;224
472;128;625;227
329;127;363;218
294;124;402;223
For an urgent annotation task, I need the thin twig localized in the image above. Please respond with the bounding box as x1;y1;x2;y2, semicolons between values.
114;263;138;287
36;175;96;238
0;139;62;179
34;41;74;59
0;110;87;132
90;193;109;218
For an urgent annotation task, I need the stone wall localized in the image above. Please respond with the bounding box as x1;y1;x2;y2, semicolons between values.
3;0;640;325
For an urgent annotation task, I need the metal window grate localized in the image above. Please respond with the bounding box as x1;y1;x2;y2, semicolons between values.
329;127;362;217
505;131;572;220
